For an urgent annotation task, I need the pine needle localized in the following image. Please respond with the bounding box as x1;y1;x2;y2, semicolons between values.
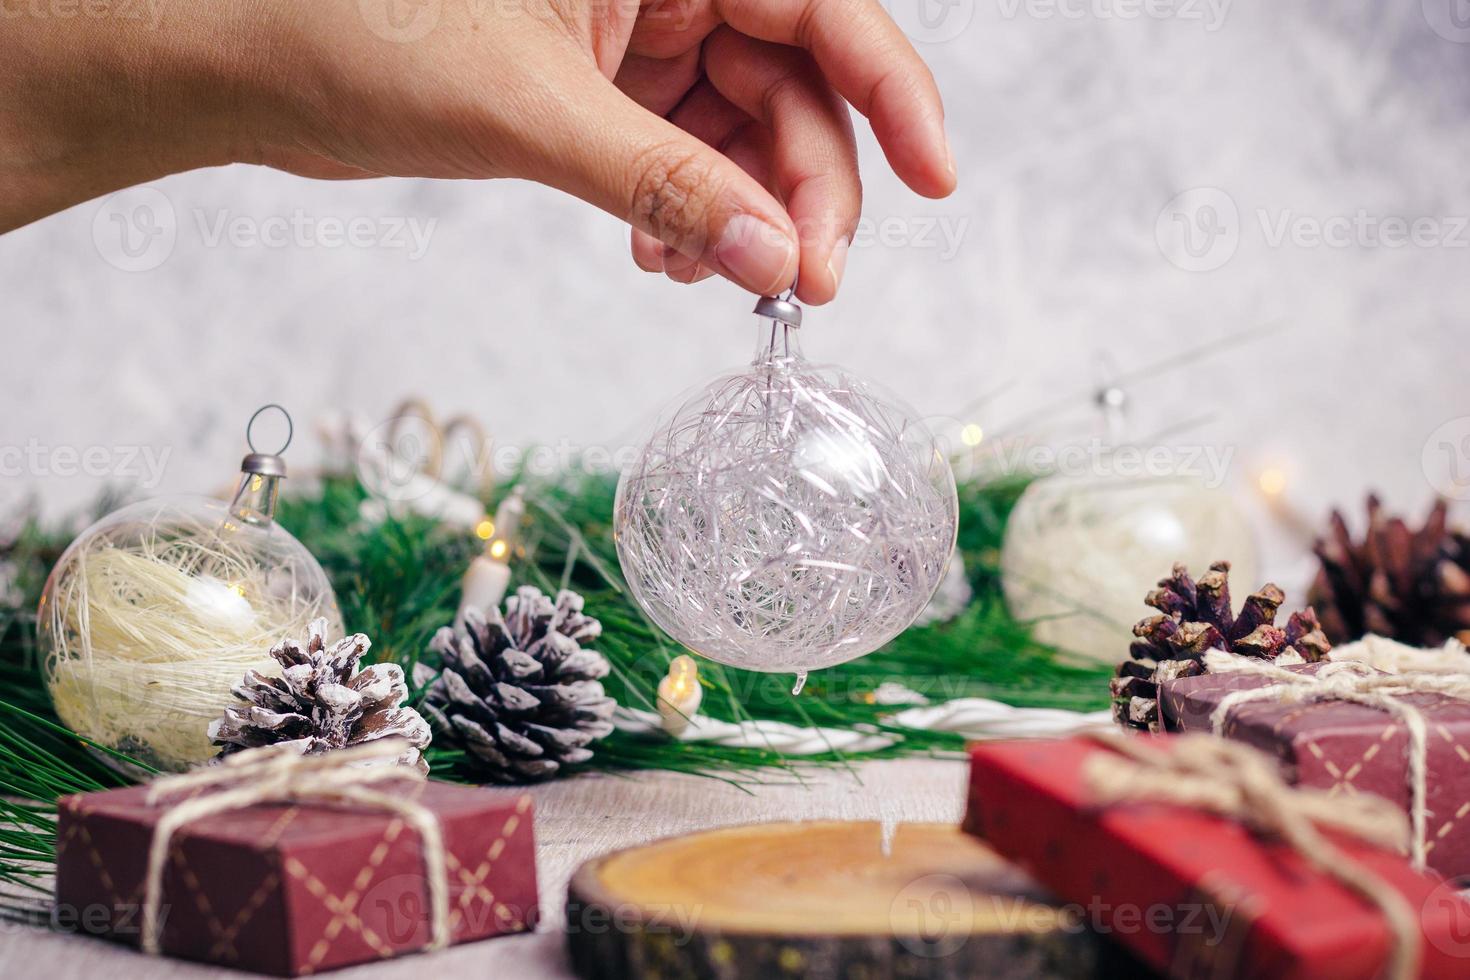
0;468;1111;913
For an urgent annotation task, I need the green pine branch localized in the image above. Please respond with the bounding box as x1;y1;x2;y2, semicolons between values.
0;467;1111;912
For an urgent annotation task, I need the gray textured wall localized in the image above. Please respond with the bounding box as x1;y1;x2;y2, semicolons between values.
2;1;1467;594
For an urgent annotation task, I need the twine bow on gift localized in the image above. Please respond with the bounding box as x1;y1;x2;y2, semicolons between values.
1085;733;1421;980
140;740;449;957
1201;648;1470;872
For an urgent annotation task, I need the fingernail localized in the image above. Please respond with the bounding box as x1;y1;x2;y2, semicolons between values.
715;215;796;295
662;248;698;278
827;236;850;292
631;230;663;272
666;260;705;284
931;116;956;182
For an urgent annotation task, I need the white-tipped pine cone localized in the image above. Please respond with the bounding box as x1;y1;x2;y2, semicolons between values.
210;617;431;773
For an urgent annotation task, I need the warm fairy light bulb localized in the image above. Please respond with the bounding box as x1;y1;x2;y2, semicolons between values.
657;655;703;737
485;487;525;560
665;654;698;699
961;423;984;447
1258;467;1288;498
185;576;257;630
459;487;527;618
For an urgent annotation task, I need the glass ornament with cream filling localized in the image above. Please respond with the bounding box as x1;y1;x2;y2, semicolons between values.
1000;471;1256;663
37;408;341;772
614;292;959;684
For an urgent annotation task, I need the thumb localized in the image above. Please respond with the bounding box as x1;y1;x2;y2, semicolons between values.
525;67;799;296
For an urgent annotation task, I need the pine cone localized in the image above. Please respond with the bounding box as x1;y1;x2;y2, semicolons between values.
1112;561;1331;731
1309;496;1470;647
415;586;616;784
209;618;431;773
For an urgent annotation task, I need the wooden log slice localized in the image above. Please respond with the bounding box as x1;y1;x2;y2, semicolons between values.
565;821;1098;980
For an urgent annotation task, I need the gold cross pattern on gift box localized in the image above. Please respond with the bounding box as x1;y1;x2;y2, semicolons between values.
281;792;532;974
1282;706;1470;862
59;787;533;974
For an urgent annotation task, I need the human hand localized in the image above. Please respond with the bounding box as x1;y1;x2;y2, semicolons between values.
1;0;954;303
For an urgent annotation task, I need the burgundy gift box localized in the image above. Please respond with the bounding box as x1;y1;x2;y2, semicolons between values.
964;737;1470;980
55;779;538;976
1161;663;1470;880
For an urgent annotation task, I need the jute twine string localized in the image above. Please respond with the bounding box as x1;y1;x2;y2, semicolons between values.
139;740;448;956
1084;732;1420;980
1202;649;1470;871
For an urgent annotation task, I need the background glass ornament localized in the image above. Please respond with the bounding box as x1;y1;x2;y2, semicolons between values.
1000;470;1257;664
614;293;959;681
37;406;341;772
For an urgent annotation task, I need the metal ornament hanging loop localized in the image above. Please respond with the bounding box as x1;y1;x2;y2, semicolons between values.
752;277;802;328
242;403;293;478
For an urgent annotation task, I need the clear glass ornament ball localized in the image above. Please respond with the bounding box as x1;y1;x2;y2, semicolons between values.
614;321;959;675
38;494;341;772
1000;471;1257;663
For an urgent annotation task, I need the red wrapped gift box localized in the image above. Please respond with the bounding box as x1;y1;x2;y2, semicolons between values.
1160;662;1470;881
55;778;537;976
963;737;1470;979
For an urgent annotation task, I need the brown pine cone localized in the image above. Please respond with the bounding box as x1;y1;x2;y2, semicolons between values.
415;587;616;784
1309;495;1470;647
1112;561;1331;731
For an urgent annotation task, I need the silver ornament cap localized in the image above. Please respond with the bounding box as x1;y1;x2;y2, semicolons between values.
752;293;802;328
240;403;293;478
231;404;293;525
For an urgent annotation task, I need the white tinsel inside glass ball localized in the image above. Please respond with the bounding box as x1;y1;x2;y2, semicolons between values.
615;328;958;675
37;495;341;772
